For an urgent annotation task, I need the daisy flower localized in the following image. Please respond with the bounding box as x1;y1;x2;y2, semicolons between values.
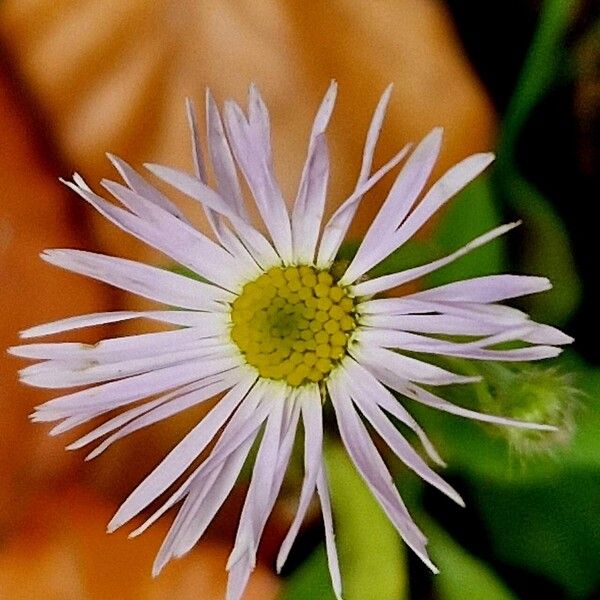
11;82;572;599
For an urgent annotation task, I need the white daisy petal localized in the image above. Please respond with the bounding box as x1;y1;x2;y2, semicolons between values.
82;371;245;461
370;369;557;431
344;401;449;503
352;344;480;386
19;310;223;339
316;143;412;267
358;328;562;362
223;98;293;261
185;98;208;183
343;359;444;466
276;385;323;572
106;154;189;221
62;178;241;290
339;367;463;505
328;375;437;572
205;89;249;219
407;274;552;303
65;378;224;449
316;462;343;600
352;222;520;296
12;323;227;362
292;133;330;263
153;434;257;577
226;393;287;600
108;373;256;532
143;163;279;271
359;297;529;322
292;81;338;262
132;381;269;544
341;127;443;284
41;248;233;309
20;345;233;389
357;84;394;184
35;356;239;419
341;151;495;281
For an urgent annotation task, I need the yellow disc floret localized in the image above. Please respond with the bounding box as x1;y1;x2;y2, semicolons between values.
230;266;357;387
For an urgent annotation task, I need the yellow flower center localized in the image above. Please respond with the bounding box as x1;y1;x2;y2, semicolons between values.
230;266;357;387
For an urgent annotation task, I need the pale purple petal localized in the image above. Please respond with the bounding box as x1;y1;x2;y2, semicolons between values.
407;274;551;304
352;222;519;296
131;381;270;542
315;462;342;600
339;367;464;506
358;328;562;361
152;435;257;576
292;81;337;262
359;84;394;181
343;359;444;466
82;370;246;460
107;373;256;532
369;367;558;431
341;152;495;281
316;143;411;267
41;248;233;309
34;356;239;420
226;394;287;600
185;97;208;183
277;385;323;572
19;310;223;339
351;344;480;386
223;97;293;261
341;128;442;284
106;154;189;222
143;163;280;270
328;374;437;572
359;297;529;321
64;378;225;449
292;133;329;263
205;89;249;219
100;177;260;278
62;178;240;290
12;323;226;362
19;345;233;389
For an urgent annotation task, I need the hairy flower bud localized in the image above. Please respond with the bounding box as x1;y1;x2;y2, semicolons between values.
479;364;579;456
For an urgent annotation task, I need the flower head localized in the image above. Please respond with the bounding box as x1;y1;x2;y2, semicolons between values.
11;82;572;599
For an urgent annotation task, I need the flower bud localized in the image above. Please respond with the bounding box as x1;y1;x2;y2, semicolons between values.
478;364;580;456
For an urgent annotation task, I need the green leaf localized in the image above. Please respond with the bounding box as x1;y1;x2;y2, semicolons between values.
499;173;581;324
473;472;600;598
279;546;338;600
498;0;577;158
423;518;518;600
324;441;408;600
494;0;581;324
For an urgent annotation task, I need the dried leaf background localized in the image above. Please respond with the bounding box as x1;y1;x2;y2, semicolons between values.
0;1;495;596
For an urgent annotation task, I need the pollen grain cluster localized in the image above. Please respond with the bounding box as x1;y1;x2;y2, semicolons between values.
230;266;357;387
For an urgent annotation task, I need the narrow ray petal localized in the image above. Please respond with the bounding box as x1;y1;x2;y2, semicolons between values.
340;369;463;505
106;154;188;221
108;374;256;532
341;128;443;284
316;462;343;600
352;222;519;295
328;375;437;572
343;359;444;466
41;248;232;309
20;310;223;339
277;386;323;571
